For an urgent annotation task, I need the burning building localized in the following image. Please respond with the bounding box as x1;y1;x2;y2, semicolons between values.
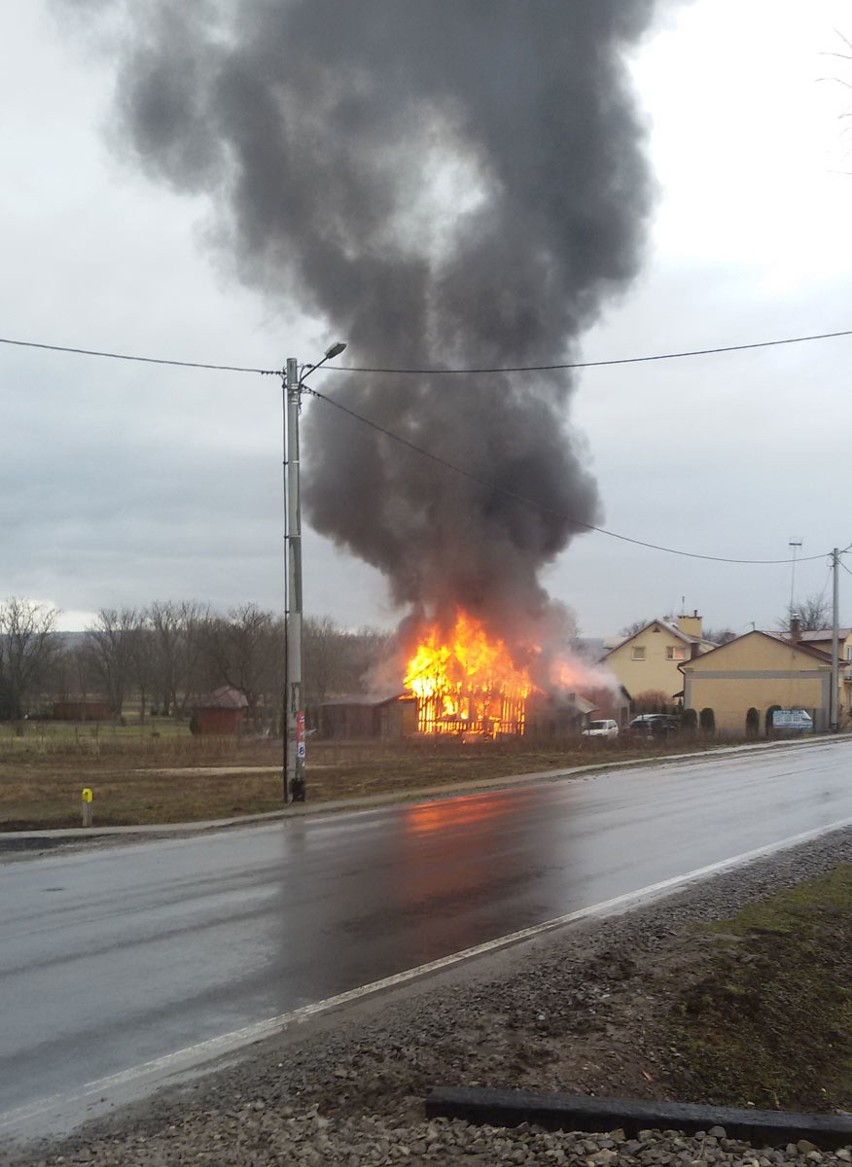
75;2;675;715
404;611;532;737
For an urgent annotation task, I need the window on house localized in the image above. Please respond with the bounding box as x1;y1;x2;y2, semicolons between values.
666;646;688;661
631;646;646;661
846;645;852;662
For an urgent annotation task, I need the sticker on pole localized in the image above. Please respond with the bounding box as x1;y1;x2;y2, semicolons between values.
297;742;306;759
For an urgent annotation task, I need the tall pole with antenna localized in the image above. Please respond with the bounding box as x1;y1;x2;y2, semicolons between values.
788;538;802;623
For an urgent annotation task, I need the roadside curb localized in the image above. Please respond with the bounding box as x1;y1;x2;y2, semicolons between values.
424;1086;852;1151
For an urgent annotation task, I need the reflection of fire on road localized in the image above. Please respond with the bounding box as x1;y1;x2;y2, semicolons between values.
403;611;533;737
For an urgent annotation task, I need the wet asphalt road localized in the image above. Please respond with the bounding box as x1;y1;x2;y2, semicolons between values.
1;741;851;1124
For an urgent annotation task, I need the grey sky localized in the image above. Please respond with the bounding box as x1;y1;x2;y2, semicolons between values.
1;1;851;639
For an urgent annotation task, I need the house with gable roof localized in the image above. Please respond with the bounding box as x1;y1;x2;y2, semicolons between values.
785;627;852;721
603;611;716;705
678;628;837;733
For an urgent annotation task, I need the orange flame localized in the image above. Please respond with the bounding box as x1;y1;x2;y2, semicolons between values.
403;611;533;737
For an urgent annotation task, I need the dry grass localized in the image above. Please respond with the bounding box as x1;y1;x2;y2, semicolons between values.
665;862;852;1112
0;724;725;831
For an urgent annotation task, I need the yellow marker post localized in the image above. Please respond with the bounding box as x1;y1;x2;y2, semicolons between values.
81;787;93;828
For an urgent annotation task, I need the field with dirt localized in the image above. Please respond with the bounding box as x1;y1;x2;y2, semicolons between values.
0;722;728;830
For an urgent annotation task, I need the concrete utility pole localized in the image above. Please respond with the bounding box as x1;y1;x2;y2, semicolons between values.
830;547;840;733
284;357;305;802
283;343;346;803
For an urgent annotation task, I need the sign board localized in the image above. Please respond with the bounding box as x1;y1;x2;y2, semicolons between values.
772;708;814;731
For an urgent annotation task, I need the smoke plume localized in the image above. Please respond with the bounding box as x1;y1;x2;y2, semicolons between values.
65;0;673;654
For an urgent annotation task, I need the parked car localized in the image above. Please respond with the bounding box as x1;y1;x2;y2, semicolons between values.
581;719;619;738
626;713;680;737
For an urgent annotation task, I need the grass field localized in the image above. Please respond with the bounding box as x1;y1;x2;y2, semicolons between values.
665;861;852;1112
0;722;738;831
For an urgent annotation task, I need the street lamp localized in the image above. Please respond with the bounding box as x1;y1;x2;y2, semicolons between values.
283;342;347;802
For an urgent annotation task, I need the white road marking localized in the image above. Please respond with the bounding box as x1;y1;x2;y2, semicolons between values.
2;814;851;1140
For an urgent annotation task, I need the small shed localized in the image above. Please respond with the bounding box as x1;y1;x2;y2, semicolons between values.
192;686;249;735
374;695;417;739
315;694;417;740
53;699;112;722
526;691;598;737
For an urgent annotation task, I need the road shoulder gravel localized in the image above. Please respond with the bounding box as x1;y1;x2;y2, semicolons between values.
7;823;852;1166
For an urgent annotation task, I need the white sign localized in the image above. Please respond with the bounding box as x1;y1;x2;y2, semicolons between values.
772;708;814;731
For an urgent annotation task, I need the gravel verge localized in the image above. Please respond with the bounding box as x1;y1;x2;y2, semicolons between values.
9;825;852;1167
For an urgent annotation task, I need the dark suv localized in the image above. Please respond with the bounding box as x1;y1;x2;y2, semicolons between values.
627;713;680;737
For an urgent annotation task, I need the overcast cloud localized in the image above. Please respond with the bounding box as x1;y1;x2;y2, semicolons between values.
1;1;851;640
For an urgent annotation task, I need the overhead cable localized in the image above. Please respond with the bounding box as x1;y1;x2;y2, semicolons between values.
308;387;827;567
0;335;275;376
335;327;852;375
2;325;852;378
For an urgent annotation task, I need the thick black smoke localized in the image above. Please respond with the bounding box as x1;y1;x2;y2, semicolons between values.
65;0;671;653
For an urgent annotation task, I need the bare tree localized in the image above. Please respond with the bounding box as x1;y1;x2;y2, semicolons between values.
0;598;59;720
632;689;674;714
128;621;156;721
777;593;831;633
85;608;142;715
147;600;210;715
201;604;281;726
303;615;344;706
618;618;650;639
303;617;394;706
43;638;93;702
820;29;852;173
703;626;737;645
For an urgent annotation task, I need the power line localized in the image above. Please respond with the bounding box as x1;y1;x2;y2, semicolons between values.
335;327;852;375
2;324;852;378
2;328;842;565
308;387;826;567
0;335;276;376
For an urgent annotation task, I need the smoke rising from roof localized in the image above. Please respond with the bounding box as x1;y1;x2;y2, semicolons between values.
64;0;674;651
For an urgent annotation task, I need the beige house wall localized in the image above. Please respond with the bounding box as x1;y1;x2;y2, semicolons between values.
680;631;832;733
683;674;827;733
800;633;852;720
606;622;693;700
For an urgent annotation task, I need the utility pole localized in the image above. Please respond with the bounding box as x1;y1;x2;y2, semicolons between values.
282;343;347;803
284;357;305;801
830;547;840;733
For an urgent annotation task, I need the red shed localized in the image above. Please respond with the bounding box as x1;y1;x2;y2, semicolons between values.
53;699;112;722
192;686;249;735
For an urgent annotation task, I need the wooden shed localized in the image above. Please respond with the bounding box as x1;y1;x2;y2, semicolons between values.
52;699;112;722
316;695;416;740
192;686;249;735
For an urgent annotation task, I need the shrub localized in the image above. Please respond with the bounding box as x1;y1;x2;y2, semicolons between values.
745;707;760;739
681;707;698;736
766;704;782;736
699;707;716;737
